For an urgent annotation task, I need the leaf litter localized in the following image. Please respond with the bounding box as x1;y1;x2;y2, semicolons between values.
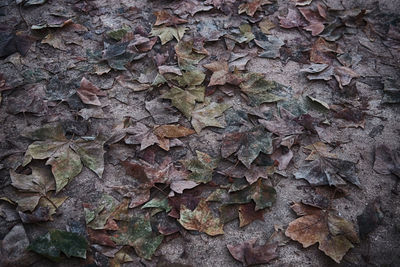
0;0;399;265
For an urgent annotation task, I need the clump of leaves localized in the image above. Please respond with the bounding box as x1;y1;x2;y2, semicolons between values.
285;203;359;263
28;230;88;261
112;216;163;260
22;124;105;192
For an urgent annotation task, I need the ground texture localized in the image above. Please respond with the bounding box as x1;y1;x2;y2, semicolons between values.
0;0;400;266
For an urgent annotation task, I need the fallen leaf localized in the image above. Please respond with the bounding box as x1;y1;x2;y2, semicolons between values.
310;37;338;64
185;151;218;183
162;86;205;119
77;77;107;106
112;216;163;260
279;8;306;29
154;124;195;138
357;198;383;240
28;229;88;261
225;24;255;44
254;34;284;59
238;202;264;227
154;10;187;26
171;0;213;18
227;238;278;266
373;144;400;178
22;124;105;192
221;126;273;168
191;101;231;133
259;18;275;34
294;142;360;187
238;0;272;17
239;73;286;106
84;194;119;230
150;26;187;45
19;206;51;223
178;199;224;236
285;203;359;263
217;160;269;184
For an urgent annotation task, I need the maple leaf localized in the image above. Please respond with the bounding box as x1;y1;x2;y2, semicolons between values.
7;84;48;116
22;124;105;193
185;150;218;183
238;202;264;227
191;101;232;133
221;126;273;168
150;25;187;45
227;238;278;266
225;24;255;44
84;194;119;230
279;8;307;29
77;77;106;106
178;199;224;236
225;179;276;211
238;0;272;17
254;33;284;59
298;4;326;36
162;86;205;119
285;203;359;263
112;216;163;260
310;37;338;64
118;159;172;208
203;61;229;86
217;160;269;184
373;144;400;178
154;10;187;26
259;18;275;34
175;40;206;69
10;167;55;212
294;142;361;187
28;230;88;261
239;73;286;106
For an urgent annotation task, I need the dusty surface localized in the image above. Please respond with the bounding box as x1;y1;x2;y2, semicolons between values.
0;0;400;266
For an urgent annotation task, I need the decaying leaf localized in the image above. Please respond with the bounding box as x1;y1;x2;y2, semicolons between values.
22;124;105;192
259;18;275;34
112;216;163;260
294;142;360;187
178;199;224;236
221;126;273;168
285;203;359;263
238;202;264;227
150;26;187;45
239;73;287;106
254;34;284;59
77;77;106;106
279;8;306;29
28;229;88;261
227;239;278;266
84;194;119;230
162;86;205;119
238;0;272;17
154;10;188;26
185;150;218;183
373;144;400;178
191;101;231;133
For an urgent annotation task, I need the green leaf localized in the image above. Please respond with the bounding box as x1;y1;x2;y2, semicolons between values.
162;86;205;119
178;199;224;236
28;230;88;261
175;40;206;69
22;124;105;193
221;126;273;168
191;101;232;133
142;197;171;213
239;73;287;106
112;216;163;260
84;194;119;230
150;26;187;45
226;179;277;210
185;151;218;183
10;167;55;211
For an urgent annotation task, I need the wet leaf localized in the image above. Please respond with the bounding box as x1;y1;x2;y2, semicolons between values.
221;126;273;168
28;229;88;261
285;203;359;263
227;238;278;266
178;199;224;236
185;150;218;183
112;216;163;260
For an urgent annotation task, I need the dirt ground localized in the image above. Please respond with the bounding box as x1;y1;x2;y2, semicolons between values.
0;0;400;266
